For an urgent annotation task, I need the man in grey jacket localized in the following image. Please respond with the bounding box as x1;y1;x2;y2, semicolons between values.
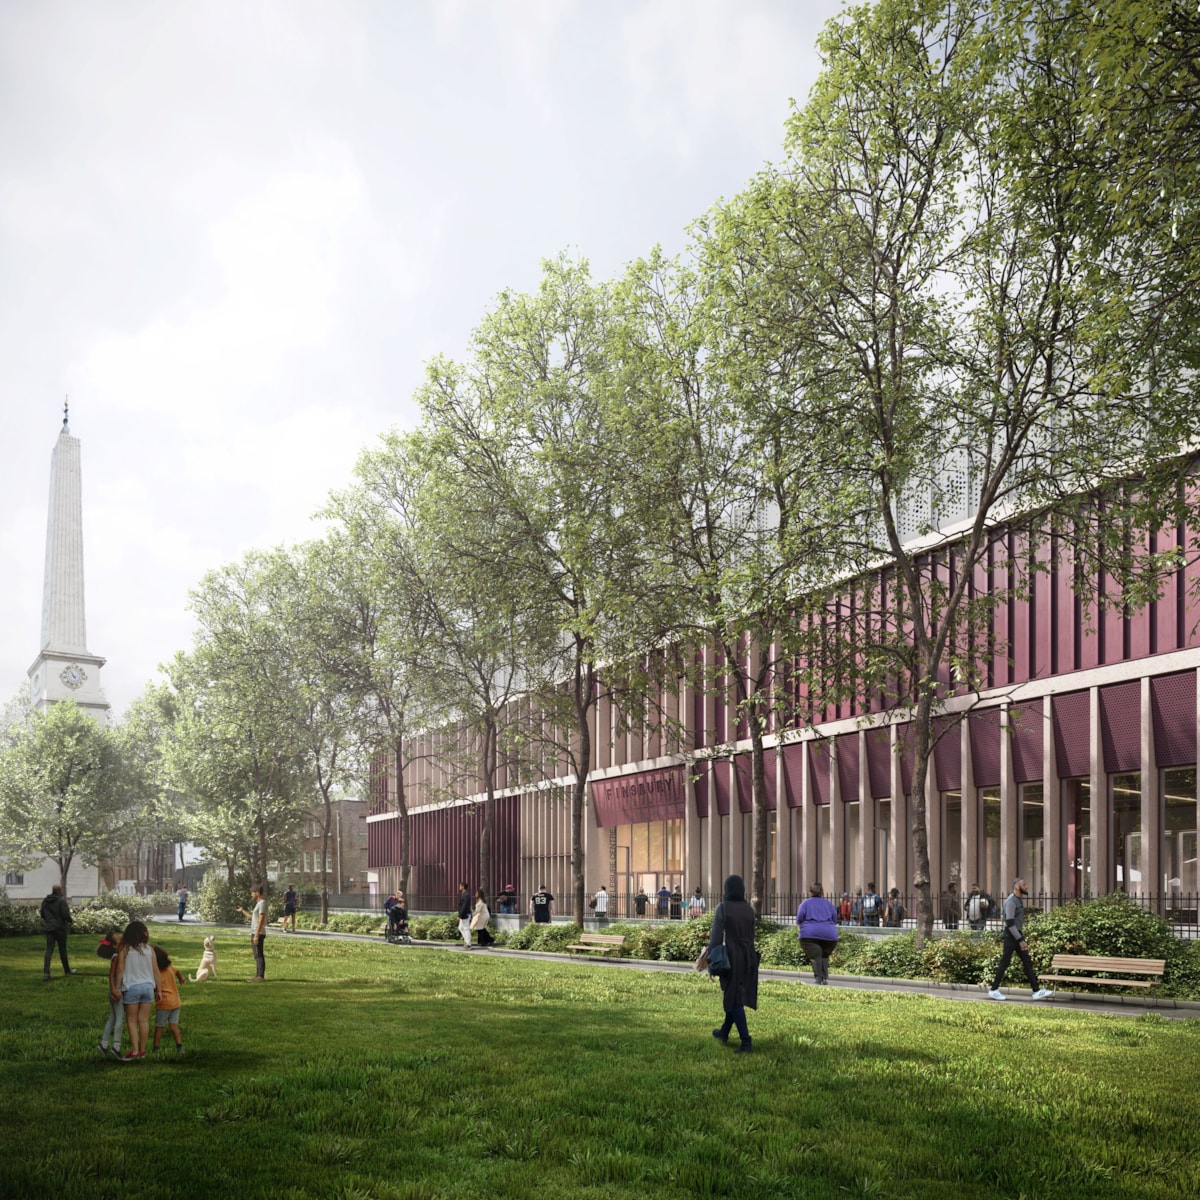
40;885;77;980
988;878;1052;1000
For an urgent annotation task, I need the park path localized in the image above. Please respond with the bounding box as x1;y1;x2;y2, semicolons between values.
153;914;1198;1020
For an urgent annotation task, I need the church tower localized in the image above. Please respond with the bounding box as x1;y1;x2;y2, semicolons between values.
27;404;110;725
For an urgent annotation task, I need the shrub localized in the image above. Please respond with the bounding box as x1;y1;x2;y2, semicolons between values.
86;893;152;920
624;924;673;960
826;932;870;972
194;874;282;924
851;930;926;979
921;933;993;984
322;914;384;935
759;927;806;969
1024;892;1178;967
0;903;41;936
410;915;461;943
145;889;181;913
70;907;140;936
656;915;713;962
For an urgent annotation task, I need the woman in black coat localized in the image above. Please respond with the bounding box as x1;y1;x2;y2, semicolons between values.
708;874;759;1053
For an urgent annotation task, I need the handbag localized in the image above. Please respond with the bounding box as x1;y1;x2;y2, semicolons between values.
705;942;732;977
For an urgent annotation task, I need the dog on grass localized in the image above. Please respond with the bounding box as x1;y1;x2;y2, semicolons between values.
190;936;218;982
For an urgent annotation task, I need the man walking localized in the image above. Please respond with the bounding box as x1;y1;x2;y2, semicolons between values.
988;878;1052;1001
236;886;268;982
282;884;298;932
457;882;473;947
176;883;189;922
40;884;76;980
593;885;608;921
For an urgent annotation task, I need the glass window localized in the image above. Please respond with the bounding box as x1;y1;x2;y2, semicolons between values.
876;800;891;897
632;823;649;873
847;801;861;889
942;791;962;897
1020;782;1045;898
4;871;23;886
1162;767;1197;898
648;822;665;872
1111;773;1142;895
817;805;830;886
1064;778;1092;898
666;819;682;872
981;786;1001;900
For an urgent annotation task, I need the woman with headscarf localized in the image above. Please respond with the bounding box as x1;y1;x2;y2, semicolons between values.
707;874;759;1053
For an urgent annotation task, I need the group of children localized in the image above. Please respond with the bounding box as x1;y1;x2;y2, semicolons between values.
96;920;186;1061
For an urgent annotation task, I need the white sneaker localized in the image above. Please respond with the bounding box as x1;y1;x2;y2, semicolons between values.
1031;988;1053;1000
987;988;1006;1000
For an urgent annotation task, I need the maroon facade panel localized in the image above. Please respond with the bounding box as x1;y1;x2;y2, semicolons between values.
1053;691;1091;778
1010;701;1044;784
1151;671;1196;768
592;766;687;828
734;755;754;814
837;733;860;802
368;794;522;906
1100;680;1141;773
933;717;962;792
970;710;1003;788
713;758;731;817
809;741;832;805
693;762;709;819
866;727;891;799
781;743;805;808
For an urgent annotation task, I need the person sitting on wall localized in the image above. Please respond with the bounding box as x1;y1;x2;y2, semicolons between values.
498;885;517;915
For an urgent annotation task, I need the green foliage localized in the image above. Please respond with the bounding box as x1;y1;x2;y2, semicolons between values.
194;874;277;925
758;927;806;969
0;904;40;936
69;907;142;936
920;934;994;984
409;914;461;943
84;892;153;920
1025;892;1179;964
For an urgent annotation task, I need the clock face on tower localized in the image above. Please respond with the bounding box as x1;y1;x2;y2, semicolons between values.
60;664;87;690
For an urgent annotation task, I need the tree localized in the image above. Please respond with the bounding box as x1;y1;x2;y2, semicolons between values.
416;256;664;924
0;699;130;892
612;250;847;913
704;0;1191;941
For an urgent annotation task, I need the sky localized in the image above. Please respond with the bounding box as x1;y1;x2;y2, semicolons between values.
0;0;844;718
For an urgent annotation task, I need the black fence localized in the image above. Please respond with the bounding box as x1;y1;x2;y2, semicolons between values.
354;889;1200;936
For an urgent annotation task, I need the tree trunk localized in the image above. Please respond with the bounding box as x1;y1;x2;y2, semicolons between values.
319;822;330;925
909;690;935;948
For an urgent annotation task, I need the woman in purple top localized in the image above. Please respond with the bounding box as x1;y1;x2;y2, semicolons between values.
796;882;839;986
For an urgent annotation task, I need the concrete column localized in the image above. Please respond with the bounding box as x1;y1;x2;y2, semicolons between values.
1141;675;1159;903
707;794;722;895
1000;703;1018;889
775;747;793;905
684;767;701;897
829;740;847;896
802;743;818;890
858;731;875;895
728;760;744;885
1090;686;1109;894
891;726;909;893
960;714;977;895
1044;694;1061;894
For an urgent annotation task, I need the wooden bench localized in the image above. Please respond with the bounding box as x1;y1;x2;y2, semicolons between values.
565;933;625;955
1039;954;1165;992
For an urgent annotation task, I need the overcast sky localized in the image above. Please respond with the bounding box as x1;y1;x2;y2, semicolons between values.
0;0;844;717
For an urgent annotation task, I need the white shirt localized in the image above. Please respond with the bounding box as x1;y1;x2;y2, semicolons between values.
120;944;156;989
251;898;266;936
594;890;608;914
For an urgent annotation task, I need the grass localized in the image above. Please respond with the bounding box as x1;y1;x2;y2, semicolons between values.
2;931;1199;1200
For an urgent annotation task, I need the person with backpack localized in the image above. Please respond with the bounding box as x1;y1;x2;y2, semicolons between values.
883;888;906;927
965;883;993;931
859;883;883;927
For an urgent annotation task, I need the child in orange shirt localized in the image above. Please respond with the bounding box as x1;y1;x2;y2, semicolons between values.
151;945;186;1054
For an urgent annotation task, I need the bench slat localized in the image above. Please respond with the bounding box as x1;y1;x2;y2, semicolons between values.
1049;955;1164;975
1040;974;1154;988
565;933;626;954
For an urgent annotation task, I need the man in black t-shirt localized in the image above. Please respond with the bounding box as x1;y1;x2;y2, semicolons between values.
634;888;649;917
531;885;554;923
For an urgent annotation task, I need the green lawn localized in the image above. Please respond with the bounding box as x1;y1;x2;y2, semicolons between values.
2;931;1198;1200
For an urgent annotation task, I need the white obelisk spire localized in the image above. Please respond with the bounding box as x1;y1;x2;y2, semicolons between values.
28;402;109;724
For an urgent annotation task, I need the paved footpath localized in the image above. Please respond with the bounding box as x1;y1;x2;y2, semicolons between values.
155;916;1198;1021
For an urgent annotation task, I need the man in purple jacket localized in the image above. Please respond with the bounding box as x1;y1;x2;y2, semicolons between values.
796;882;839;986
